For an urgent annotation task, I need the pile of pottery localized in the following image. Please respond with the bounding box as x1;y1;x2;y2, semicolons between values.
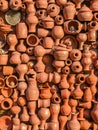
0;0;98;129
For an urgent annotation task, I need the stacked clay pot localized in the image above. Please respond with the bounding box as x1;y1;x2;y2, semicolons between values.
0;0;98;129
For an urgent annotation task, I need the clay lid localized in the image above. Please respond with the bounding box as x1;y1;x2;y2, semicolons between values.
78;5;92;13
42;15;54;22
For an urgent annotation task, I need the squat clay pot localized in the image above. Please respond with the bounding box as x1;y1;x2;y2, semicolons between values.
9;0;22;11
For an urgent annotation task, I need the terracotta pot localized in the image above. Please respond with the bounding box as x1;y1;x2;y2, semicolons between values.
38;99;50;108
16;64;28;81
11;105;21;118
0;0;9;12
67;113;80;130
77;5;93;21
61;89;70;99
70;49;82;61
37;28;50;38
94;12;98;21
0;95;4;103
90;0;98;12
6;75;18;88
69;99;78;113
26;13;38;33
17;81;27;95
88;21;98;30
11;88;19;102
1;98;13;110
9;0;22;11
80;120;91;130
28;101;36;115
36;0;48;9
73;0;84;9
52;92;61;104
91;100;98;123
37;72;48;83
68;74;75;91
47;4;60;17
59;115;67;130
42;37;54;49
63;2;76;20
55;15;64;25
17;96;26;106
45;122;59;130
38;108;50;130
3;66;15;75
59;74;69;89
88;30;97;42
78;108;85;121
1;87;13;97
79;101;92;109
20;106;29;122
62;66;70;75
36;9;47;20
0;77;5;88
16;39;27;52
83;87;92;102
56;0;67;6
71;61;83;73
26;34;39;47
50;103;60;122
0;54;8;65
76;74;85;84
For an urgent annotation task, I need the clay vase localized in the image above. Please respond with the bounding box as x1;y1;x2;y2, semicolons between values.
9;0;22;10
63;2;76;20
76;33;87;50
26;70;39;101
38;108;50;130
83;87;92;102
7;34;18;51
47;4;60;17
91;100;98;123
55;15;64;25
17;81;27;95
50;103;60;122
72;84;83;99
59;115;67;130
16;64;28;81
59;74;69;89
61;89;70;99
39;83;52;99
67;113;80;130
36;0;48;9
20;106;29;122
90;0;98;12
76;74;85;84
26;13;38;33
38;99;50;108
0;77;5;88
77;5;93;21
0;54;8;65
69;49;82;61
52;26;64;45
9;51;21;64
81;45;92;72
68;74;75;91
6;75;18;88
80;119;91;130
73;0;84;9
28;101;36;115
1;98;13;110
11;88;18;102
61;99;71;116
37;28;50;38
56;0;67;6
69;99;78;113
0;0;9;12
29;114;40;130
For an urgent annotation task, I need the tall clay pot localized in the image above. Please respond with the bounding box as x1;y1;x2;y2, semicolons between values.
59;74;69;89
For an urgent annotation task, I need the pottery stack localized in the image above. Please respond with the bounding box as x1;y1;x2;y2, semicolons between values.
0;0;98;129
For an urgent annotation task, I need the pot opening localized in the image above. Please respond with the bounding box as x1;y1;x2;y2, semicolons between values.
76;65;79;68
15;1;18;5
96;14;98;18
74;53;78;57
80;77;84;81
28;35;37;46
68;21;78;32
4;101;10;108
91;22;96;27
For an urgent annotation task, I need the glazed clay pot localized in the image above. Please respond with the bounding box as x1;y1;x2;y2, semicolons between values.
0;0;9;12
0;54;8;65
90;0;98;12
63;2;76;20
77;5;93;21
73;0;84;9
1;98;13;110
67;113;80;130
91;101;98;123
9;0;22;11
59;115;67;130
36;0;48;9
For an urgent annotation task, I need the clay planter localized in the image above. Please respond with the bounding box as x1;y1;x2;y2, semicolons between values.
0;77;5;88
6;75;18;88
0;54;8;65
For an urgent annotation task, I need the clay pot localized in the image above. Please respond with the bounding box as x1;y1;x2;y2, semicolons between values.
0;0;9;12
90;0;98;12
94;12;98;21
76;74;85;84
47;4;60;17
36;9;47;20
1;87;13;97
60;99;71;116
80;119;91;130
69;49;82;61
76;33;87;50
71;61;83;73
69;99;78;113
88;21;98;30
9;0;22;10
3;66;15;75
0;77;5;88
79;101;92;109
36;0;48;9
52;92;61;104
56;0;67;6
77;5;93;21
52;26;64;45
11;88;18;102
83;87;92;102
61;89;70;99
88;30;97;42
16;64;28;81
7;33;18;51
59;74;69;89
0;54;8;65
38;99;50;108
9;51;21;64
39;83;52;99
16;39;27;53
38;108;50;130
55;15;64;25
6;75;18;88
63;2;76;20
68;74;75;91
17;96;26;106
78;108;85;121
50;103;60;122
1;98;13;110
59;115;67;130
26;13;38;33
67;113;80;130
17;81;27;95
91;100;98;123
37;72;48;83
64;20;83;35
42;37;54;49
28;101;36;115
20;106;29;122
73;0;84;9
